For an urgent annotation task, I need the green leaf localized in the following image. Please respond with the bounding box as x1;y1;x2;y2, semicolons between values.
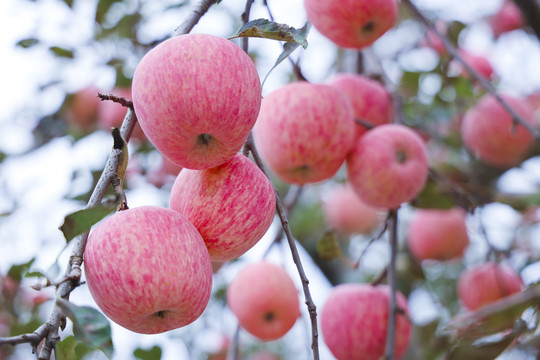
16;38;39;48
316;231;342;261
49;46;74;58
7;258;36;282
57;336;94;360
495;192;540;212
261;42;302;88
228;19;310;48
413;179;455;209
59;204;118;243
443;285;540;340
134;346;162;360
56;299;114;358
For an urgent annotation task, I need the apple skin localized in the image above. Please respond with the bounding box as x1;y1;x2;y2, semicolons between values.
322;183;384;235
253;82;355;185
169;154;276;262
456;50;494;81
347;124;429;209
407;208;469;261
489;1;524;38
226;261;300;341
84;206;213;334
304;0;398;49
328;74;393;139
132;33;261;170
321;284;411;360
461;94;535;168
457;262;523;311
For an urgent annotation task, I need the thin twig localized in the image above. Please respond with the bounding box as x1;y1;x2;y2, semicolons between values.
351;213;390;269
245;134;320;360
174;0;219;36
97;93;133;109
241;0;255;52
402;0;540;141
384;209;399;360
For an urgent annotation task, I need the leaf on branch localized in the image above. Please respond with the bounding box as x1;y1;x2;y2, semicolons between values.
49;46;74;58
495;192;540;212
442;285;540;341
59;203;118;243
413;179;455;209
316;231;342;261
56;299;114;358
261;42;302;88
134;345;163;360
57;335;94;360
228;19;310;49
7;258;36;282
16;38;39;48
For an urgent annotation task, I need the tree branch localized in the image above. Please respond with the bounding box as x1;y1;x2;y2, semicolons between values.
384;209;399;360
174;0;219;36
403;0;540;141
245;134;320;360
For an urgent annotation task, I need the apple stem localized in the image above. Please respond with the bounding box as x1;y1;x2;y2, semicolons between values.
384;208;399;360
246;134;320;360
403;0;540;141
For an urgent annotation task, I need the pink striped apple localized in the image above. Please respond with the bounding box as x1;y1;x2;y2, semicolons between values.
253;82;355;184
461;94;535;168
84;206;212;334
322;183;384;235
489;1;524;38
321;284;411;360
407;207;469;261
304;0;399;49
328;73;394;139
169;154;276;261
347;124;429;209
132;33;261;170
458;262;523;311
227;261;300;341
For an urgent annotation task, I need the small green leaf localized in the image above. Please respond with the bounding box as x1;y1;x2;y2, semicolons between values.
7;258;36;282
316;231;342;261
49;46;74;58
17;38;39;48
413;179;455;209
59;204;117;243
229;19;310;49
57;299;114;358
134;346;162;360
495;192;540;212
57;335;94;360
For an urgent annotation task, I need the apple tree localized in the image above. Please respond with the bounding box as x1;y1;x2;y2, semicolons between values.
1;0;540;359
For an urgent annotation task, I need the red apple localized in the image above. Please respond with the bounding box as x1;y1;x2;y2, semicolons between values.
457;262;523;311
321;283;411;360
169;154;276;261
407;207;469;261
328;73;394;139
322;183;384;235
455;50;494;81
227;261;300;341
64;86;100;131
84;206;212;334
347;124;429;209
489;1;524;38
461;94;535;168
132;34;262;170
304;0;399;49
253;82;355;184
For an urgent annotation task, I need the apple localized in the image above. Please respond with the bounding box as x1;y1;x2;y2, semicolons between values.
226;261;300;341
304;0;399;49
253;82;355;184
488;1;524;38
461;94;535;168
132;33;262;170
322;183;384;235
321;283;411;360
454;50;494;81
97;87;146;141
146;154;183;188
407;207;469;261
250;351;281;360
64;86;100;132
169;153;276;261
84;206;213;334
347;124;429;209
328;73;394;139
457;262;523;311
